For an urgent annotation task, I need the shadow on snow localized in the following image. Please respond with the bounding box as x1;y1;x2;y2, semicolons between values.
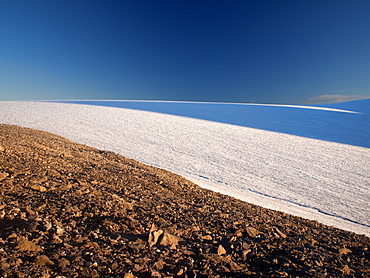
52;99;370;148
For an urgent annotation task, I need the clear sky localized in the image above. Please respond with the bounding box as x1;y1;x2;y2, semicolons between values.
1;0;370;104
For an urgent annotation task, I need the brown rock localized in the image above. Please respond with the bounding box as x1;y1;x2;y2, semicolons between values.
133;264;144;272
204;254;223;264
31;176;48;184
112;194;134;210
151;271;161;278
202;235;212;240
17;236;42;252
25;206;36;216
124;272;137;278
242;249;252;260
275;271;288;277
76;179;88;186
341;265;352;275
229;260;243;271
29;184;47;192
217;245;227;255
235;230;243;237
111;262;119;270
153;259;166;270
59;183;73;191
245;227;259;238
148;230;164;247
13;168;31;176
157;232;179;249
58;258;71;271
0;142;4;151
273;227;287;238
0;172;9;181
35;255;54;266
241;242;250;250
339;248;352;255
220;265;230;272
15;258;22;266
0;260;10;269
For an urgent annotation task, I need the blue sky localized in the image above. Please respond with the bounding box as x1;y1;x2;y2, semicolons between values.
1;0;369;104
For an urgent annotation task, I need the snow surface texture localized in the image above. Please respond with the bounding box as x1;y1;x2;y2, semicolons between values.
56;99;370;148
0;100;369;236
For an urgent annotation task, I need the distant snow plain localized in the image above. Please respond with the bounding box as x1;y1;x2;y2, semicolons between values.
0;100;369;236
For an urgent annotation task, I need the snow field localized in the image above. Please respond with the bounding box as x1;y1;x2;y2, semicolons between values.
0;101;369;236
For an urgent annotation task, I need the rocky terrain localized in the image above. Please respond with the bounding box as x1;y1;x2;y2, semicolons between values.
0;124;369;278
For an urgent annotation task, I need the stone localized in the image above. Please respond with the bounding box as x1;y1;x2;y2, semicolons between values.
242;249;252;260
17;236;42;252
58;258;71;269
217;245;227;256
77;179;88;186
339;248;352;255
235;230;243;237
275;271;288;277
111;262;119;270
241;242;250;250
13;168;31;176
112;194;134;210
29;184;47;192
229;260;243;271
0;260;10;269
148;230;164;247
153;259;166;270
151;271;161;278
133;264;144;272
0;172;9;181
202;235;212;240
176;268;184;275
157;232;179;249
35;255;54;266
340;265;352;275
25;206;36;216
273;227;287;238
245;227;259;238
0;142;4;151
31;176;48;184
59;183;73;191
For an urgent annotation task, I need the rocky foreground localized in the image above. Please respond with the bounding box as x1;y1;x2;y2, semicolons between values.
0;124;369;278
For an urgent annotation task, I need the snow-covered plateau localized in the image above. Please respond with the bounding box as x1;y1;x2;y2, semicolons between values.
0;100;369;236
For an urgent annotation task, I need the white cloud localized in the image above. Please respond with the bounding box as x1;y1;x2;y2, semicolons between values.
302;94;370;105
